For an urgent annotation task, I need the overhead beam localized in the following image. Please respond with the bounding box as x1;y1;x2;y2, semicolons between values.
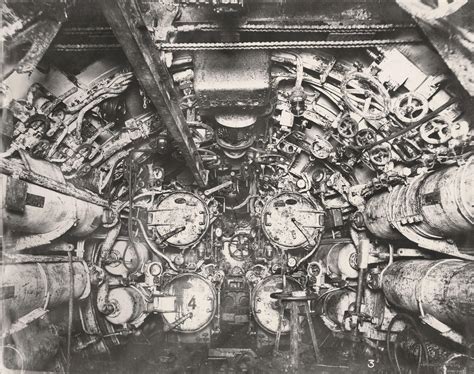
100;0;208;187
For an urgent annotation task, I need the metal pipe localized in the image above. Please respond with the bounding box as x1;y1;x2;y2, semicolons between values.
1;261;90;320
136;219;178;272
381;259;474;330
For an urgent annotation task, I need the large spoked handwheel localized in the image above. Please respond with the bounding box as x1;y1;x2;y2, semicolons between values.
341;72;391;120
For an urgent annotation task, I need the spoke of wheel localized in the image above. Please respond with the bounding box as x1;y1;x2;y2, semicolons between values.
363;97;372;113
347;87;365;95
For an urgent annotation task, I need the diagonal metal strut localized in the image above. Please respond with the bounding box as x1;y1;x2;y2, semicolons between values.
100;0;208;187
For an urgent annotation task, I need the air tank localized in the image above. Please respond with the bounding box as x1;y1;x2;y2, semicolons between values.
364;160;474;242
1;261;90;320
2;179;104;240
381;259;474;330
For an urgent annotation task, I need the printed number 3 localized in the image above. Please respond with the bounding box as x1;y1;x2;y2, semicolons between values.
368;359;375;369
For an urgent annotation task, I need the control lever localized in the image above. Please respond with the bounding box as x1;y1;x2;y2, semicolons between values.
153;226;186;245
204;180;233;196
163;312;193;332
291;218;316;247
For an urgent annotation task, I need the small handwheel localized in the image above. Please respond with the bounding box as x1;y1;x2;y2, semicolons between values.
337;114;359;138
311;136;334;159
420;117;451;145
368;144;392;166
341;72;391;120
229;233;251;261
355;128;377;147
393;92;429;123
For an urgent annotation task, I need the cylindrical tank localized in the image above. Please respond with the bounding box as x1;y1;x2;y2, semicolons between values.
364;161;474;240
315;242;359;279
2;180;104;237
382;260;474;330
1;261;90;320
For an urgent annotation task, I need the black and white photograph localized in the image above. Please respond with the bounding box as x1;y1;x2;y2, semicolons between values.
1;0;473;373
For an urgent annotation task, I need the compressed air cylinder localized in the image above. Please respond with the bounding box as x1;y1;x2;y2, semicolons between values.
381;260;474;330
2;179;104;238
364;161;474;240
1;261;90;319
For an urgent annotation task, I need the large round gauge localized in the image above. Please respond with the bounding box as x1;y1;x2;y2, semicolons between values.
251;276;302;334
161;273;217;333
261;192;324;250
148;191;209;248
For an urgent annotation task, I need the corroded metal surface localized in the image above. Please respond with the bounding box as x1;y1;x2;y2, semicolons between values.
382;259;474;330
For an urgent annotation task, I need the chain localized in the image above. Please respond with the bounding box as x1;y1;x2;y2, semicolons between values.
158;38;421;51
176;23;417;33
51;44;121;51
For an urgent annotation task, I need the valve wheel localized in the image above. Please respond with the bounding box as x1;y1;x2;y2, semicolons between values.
341;72;391;120
369;144;392;166
420;117;451;145
229;233;251;260
337;114;359;138
393;92;429;123
355;128;377;147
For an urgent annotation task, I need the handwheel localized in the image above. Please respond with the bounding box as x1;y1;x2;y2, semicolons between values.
355;128;377;147
420;117;451;145
393;92;429;123
337;114;359;138
341;72;391;120
229;233;251;260
368;144;392;166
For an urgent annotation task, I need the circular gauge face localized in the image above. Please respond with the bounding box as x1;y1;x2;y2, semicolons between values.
162;274;217;333
148;192;209;248
261;192;324;250
251;276;302;334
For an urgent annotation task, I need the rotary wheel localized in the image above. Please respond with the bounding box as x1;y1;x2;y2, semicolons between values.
368;144;392;166
337;114;359;139
420;117;451;145
341;72;391;120
229;233;252;261
355;128;377;147
393;92;429;123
